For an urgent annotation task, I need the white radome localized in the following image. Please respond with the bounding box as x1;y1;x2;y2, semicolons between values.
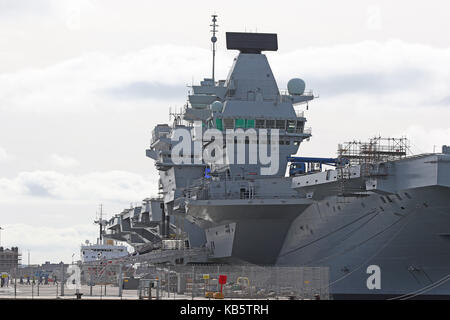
287;78;306;95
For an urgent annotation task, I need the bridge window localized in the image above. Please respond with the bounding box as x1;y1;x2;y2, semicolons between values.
256;119;265;128
235;119;245;128
287;120;296;133
266;120;275;128
223;118;234;129
245;119;255;128
276;120;286;130
215;118;223;131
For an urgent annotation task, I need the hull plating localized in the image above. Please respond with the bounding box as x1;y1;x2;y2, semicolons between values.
277;186;450;297
187;199;312;264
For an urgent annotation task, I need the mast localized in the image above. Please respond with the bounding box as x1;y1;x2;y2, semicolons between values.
94;204;103;244
99;204;103;242
210;14;218;83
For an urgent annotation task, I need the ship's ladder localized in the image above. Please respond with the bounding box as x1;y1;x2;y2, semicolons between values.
336;166;351;203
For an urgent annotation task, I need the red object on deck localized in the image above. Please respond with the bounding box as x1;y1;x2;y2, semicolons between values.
218;275;227;293
218;275;227;284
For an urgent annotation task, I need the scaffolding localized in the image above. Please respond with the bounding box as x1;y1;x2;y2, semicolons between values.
338;136;410;166
334;137;411;199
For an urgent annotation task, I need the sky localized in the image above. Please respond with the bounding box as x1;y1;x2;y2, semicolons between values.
0;0;449;264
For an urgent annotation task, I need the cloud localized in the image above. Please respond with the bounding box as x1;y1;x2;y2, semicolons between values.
0;170;158;203
0;0;53;18
0;146;13;162
395;126;450;154
49;154;79;168
271;40;450;105
1;40;450;117
104;81;186;100
0;147;8;162
306;67;427;97
437;95;450;106
2;223;98;263
0;44;212;113
0;0;95;20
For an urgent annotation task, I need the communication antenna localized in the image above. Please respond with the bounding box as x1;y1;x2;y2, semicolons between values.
94;204;103;242
210;14;218;83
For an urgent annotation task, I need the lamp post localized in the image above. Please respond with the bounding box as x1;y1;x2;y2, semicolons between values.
0;226;3;246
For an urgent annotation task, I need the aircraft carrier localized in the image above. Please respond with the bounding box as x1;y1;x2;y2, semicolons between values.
102;16;450;299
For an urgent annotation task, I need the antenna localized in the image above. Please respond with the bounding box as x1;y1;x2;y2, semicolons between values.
210;14;218;83
99;204;102;242
94;204;103;243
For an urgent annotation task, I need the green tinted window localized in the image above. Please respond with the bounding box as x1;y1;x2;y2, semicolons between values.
215;118;223;131
287;120;296;133
235;119;245;128
245;119;255;128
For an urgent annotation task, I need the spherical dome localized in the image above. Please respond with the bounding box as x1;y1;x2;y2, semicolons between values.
210;101;223;113
287;78;306;95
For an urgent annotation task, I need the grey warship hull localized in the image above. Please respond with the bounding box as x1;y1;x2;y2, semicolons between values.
186;198;312;264
278;154;450;298
278;186;450;298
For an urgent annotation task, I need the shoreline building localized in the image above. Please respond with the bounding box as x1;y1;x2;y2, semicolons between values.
0;247;21;273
